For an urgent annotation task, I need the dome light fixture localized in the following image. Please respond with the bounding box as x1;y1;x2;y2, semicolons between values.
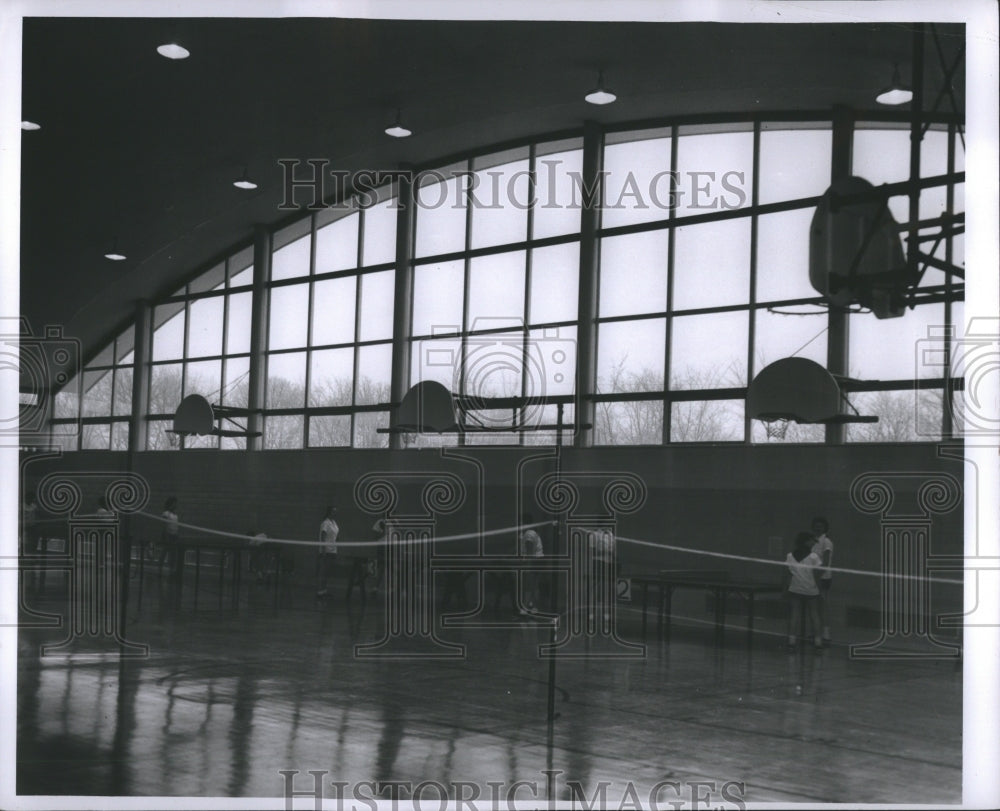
584;71;617;105
384;109;412;138
157;42;190;60
233;167;258;190
21;120;41;131
875;64;913;106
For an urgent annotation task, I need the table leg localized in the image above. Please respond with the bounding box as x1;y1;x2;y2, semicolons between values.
218;550;225;609
662;586;672;644
716;587;726;644
640;582;649;642
194;548;201;610
747;592;755;647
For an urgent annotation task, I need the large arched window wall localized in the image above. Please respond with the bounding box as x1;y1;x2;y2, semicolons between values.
47;112;964;449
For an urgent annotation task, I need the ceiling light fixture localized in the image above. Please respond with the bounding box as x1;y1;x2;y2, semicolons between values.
584;71;617;105
384;109;412;138
233;167;258;190
157;42;190;60
875;64;913;106
21;121;41;131
104;239;126;261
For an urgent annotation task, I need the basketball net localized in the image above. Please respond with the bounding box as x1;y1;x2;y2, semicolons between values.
762;416;791;441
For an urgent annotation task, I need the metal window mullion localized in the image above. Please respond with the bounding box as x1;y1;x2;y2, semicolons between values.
459;159;474;446
303;213;318;448
519;145;538;446
662;127;678;445
350;216;365;447
942;123;956;439
744;121;761;444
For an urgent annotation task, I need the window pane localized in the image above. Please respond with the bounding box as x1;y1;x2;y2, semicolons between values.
309;348;354;407
81;423;110;450
673;218;751;310
353;411;390;448
220;435;247;451
267;352;306;409
753;308;828;373
470;159;530;249
468;251;526;327
271;233;311;281
315;212;359;274
82;370;112;417
534;147;583;239
597;319;665;393
595;400;663;446
110;421;130;451
853;127;951;222
54;377;80;419
670;311;748;389
411;336;461;390
602;134;672;229
146;419;179;451
528;326;576;397
530;242;579;325
308;414;351;447
268;284;309;350
222;357;250;409
599;231;668;317
152;304;185;362
149;364;184;415
189;262;225;295
358;270;395;342
850;304;943;380
844;390;934;442
758;127;832;206
412;260;464;337
184;360;222;400
187;296;224;358
463;331;524;398
115;326;136;364
112;367;133;417
756;209;819;302
675;131;753;216
415;173;467;258
226;291;252;355
356;344;392;405
671;399;744;442
361;197;397;267
265;415;304;449
312;276;357;347
229;263;253;288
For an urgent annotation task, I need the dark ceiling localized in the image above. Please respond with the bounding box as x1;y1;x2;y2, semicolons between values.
18;17;965;374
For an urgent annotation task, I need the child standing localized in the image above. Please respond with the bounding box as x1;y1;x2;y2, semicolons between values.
810;517;834;646
786;531;823;650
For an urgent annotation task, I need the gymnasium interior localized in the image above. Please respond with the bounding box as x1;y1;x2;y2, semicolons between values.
7;7;999;810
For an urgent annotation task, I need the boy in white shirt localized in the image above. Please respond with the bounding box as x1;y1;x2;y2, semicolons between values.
316;506;339;599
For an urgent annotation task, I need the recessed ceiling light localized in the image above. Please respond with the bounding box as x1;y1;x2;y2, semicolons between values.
157;43;190;60
21;121;41;131
385;109;412;138
585;71;617;105
104;252;127;261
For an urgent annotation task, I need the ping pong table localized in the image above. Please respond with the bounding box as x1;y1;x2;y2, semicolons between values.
630;570;785;646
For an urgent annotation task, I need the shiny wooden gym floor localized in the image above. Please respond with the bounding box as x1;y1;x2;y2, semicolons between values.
16;572;961;806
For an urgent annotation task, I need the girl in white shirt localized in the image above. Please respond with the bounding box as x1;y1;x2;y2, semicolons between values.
810;517;834;646
786;531;822;650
